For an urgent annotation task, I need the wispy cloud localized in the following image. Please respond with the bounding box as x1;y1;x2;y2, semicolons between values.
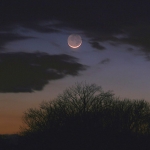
99;58;110;65
89;41;105;50
0;33;34;51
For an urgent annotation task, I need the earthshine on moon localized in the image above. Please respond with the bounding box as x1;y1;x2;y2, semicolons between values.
68;34;82;48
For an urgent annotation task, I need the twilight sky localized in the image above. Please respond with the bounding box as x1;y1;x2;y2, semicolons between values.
1;0;150;134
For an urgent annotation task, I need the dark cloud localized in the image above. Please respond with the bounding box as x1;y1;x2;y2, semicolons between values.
145;54;150;61
0;52;86;92
120;26;150;53
127;48;134;52
89;41;105;50
0;33;34;50
87;25;150;59
99;58;110;64
85;33;121;49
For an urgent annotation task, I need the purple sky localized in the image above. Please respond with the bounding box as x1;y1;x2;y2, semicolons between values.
0;0;150;134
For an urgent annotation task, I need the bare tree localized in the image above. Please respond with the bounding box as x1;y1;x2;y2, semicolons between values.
20;82;114;134
19;82;150;150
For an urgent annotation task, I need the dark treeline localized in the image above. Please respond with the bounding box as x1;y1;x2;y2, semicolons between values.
1;83;150;150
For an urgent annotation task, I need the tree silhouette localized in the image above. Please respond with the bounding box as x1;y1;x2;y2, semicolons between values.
20;82;150;150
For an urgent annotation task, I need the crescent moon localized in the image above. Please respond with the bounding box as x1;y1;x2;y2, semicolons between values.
68;34;82;48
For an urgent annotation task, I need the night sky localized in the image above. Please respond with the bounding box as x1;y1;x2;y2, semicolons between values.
0;0;150;134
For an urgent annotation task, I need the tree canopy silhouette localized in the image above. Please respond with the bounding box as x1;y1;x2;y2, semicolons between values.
20;82;150;150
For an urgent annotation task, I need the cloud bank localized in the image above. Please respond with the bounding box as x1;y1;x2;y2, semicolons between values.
0;52;86;92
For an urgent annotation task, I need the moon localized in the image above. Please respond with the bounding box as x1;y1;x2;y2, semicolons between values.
68;34;82;48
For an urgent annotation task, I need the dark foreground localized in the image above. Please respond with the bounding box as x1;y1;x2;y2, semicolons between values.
1;131;150;150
